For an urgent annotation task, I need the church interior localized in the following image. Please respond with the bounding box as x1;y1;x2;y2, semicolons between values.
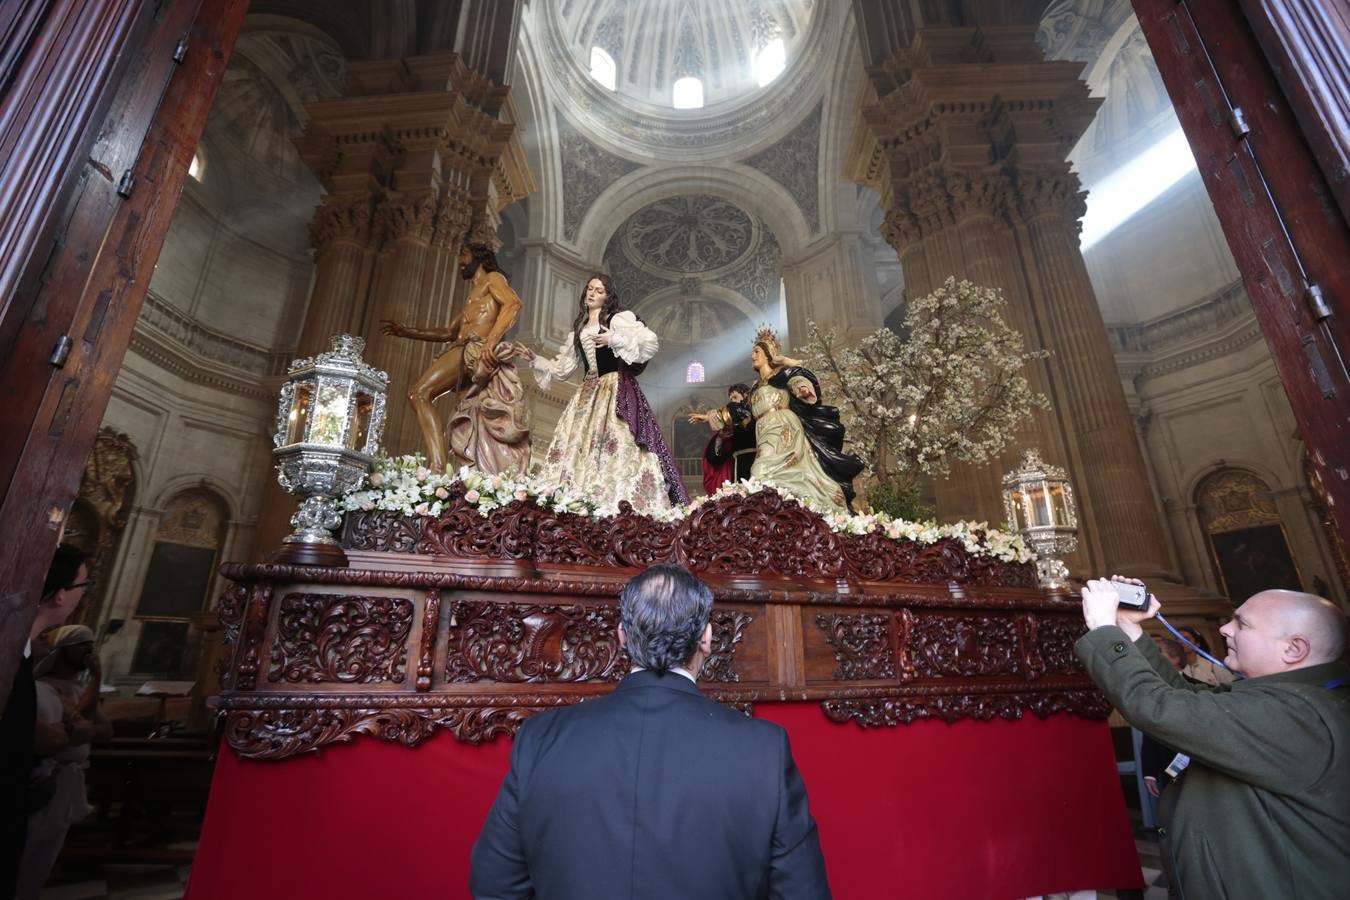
2;0;1347;898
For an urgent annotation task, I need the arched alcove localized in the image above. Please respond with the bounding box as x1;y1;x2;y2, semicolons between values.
1194;468;1303;603
128;488;231;677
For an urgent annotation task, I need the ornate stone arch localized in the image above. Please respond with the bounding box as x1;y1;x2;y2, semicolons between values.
129;486;233;678
576;165;812;262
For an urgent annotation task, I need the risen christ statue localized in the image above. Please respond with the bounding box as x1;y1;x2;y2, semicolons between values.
380;243;527;473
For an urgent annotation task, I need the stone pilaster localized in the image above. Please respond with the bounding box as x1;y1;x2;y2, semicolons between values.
296;196;374;356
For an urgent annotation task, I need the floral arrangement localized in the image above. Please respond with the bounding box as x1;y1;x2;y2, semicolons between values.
340;455;1036;565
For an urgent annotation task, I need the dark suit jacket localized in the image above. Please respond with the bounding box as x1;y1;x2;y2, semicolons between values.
470;669;830;900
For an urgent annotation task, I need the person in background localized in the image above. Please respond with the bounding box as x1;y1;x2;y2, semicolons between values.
0;545;89;899
17;625;110;899
1139;637;1192;803
1176;624;1237;686
688;383;755;494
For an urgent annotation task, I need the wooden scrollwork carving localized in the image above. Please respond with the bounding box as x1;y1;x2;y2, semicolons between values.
816;612;896;680
342;487;1037;587
267;593;414;685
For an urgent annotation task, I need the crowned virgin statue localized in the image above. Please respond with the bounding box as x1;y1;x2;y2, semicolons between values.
745;327;865;513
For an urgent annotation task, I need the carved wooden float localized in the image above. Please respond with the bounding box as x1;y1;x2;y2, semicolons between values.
214;489;1108;759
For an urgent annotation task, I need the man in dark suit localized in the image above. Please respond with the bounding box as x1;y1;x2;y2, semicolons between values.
470;564;830;900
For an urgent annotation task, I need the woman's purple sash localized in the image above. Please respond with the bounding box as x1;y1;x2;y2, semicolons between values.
614;364;689;505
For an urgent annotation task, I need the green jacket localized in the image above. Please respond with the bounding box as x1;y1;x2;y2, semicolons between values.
1076;626;1350;900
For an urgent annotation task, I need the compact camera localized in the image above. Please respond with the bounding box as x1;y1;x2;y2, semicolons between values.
1115;581;1151;611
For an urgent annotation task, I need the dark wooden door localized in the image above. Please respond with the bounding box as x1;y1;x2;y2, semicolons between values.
1133;0;1350;552
0;0;248;709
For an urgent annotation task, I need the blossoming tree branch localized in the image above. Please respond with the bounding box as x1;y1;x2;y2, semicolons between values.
804;277;1050;507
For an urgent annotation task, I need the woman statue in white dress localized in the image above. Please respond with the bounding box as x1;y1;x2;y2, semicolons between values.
520;275;688;512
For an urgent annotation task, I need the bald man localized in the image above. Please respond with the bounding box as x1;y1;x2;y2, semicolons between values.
1075;579;1349;900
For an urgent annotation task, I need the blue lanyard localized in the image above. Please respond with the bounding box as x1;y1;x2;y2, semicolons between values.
1323;674;1350;691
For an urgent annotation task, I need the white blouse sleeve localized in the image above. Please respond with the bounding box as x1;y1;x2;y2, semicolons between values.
604;310;659;365
530;334;579;390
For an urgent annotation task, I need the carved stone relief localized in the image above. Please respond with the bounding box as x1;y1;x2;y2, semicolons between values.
741;102;821;231
557;111;642;241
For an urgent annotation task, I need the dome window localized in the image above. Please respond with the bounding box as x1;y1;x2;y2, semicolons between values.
672;76;704;109
753;38;786;87
589;47;617;91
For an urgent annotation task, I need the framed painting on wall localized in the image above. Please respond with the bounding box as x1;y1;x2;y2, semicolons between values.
1208;524;1302;603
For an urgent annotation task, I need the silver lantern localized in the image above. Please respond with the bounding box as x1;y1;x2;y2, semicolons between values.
1001;448;1079;591
272;334;388;566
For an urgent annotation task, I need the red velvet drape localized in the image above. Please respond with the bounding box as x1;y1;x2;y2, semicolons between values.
186;706;1141;899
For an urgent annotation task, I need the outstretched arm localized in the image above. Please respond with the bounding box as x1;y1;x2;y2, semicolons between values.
380;315;462;344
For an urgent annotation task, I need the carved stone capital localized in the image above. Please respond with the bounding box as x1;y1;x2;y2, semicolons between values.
1012;168;1087;228
309;196;373;252
377;194;440;245
432;190;473;252
880;205;924;249
947;170;1012;221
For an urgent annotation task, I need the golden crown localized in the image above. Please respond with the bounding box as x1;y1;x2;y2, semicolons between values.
754;324;782;356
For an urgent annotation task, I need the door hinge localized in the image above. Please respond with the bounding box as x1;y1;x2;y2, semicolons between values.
1229;106;1251;140
1306;283;1332;321
116;169;134;198
50;335;73;368
172;34;189;63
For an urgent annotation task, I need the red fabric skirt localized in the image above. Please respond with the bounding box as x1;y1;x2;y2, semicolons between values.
186;705;1141;900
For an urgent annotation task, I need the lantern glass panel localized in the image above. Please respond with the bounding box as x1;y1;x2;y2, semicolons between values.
287;383;314;444
1033;480;1056;527
1047;483;1069;525
348;391;374;451
312;381;348;446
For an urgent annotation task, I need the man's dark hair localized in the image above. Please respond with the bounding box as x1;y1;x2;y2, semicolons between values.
1177;625;1211;655
463;243;507;279
42;544;89;601
619;564;713;675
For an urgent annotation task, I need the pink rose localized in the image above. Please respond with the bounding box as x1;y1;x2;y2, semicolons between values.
514;489;528;501
414;502;429;515
434;487;449;499
415;466;431;480
360;500;374;511
464;489;481;503
369;472;384;486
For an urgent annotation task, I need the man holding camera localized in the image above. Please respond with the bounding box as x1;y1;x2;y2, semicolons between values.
1075;578;1349;900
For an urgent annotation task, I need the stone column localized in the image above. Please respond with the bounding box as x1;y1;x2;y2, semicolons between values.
1012;167;1175;576
849;23;1176;579
295;197;375;356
